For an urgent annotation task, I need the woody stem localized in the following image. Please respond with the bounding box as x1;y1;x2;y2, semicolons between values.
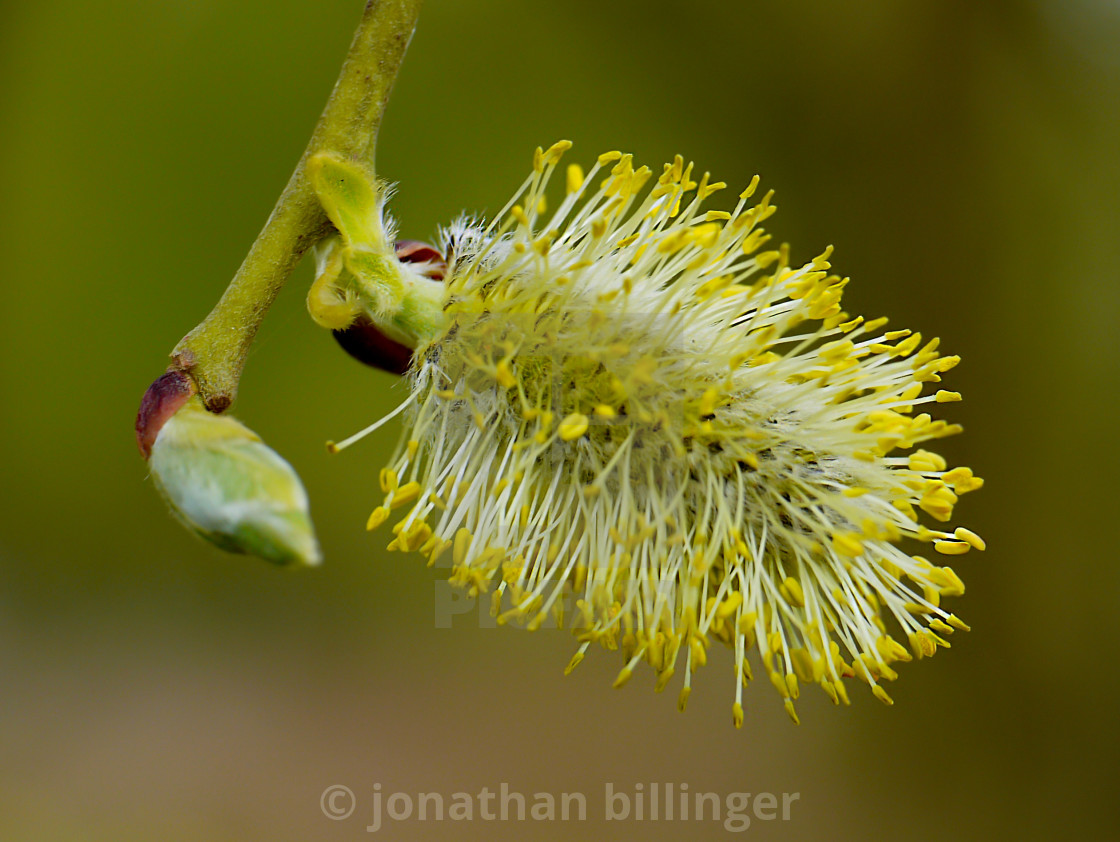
168;0;424;412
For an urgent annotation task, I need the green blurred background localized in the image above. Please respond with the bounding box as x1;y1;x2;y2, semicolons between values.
2;0;1117;839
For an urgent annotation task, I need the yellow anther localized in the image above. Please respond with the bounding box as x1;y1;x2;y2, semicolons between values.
812;245;834;269
851;657;873;685
426;539;450;567
558;412;590;441
594;404;616;418
947;614;971;632
698;388;718;418
843;487;869;498
941;466;972;483
740;228;772;255
953;527;986;551
908;631;937;659
657;229;690;254
908;449;947;472
790;648;815;683
566;162;585;194
894;333;922;356
494;360;516;388
928;618;954;636
832;532;865;557
820;679;840;705
698;179;727;200
769;670;791;699
737;611;758;635
696;275;735;299
716;591;743;619
929;629;952;649
597;150;622;166
754;249;780;269
922;478;958;500
781;577;805;607
819;339;854;360
898;383;923;404
562;650;585;675
919;499;955;523
877;635;912;663
872;685;894;705
366;506;390;531
748;352;781;367
389;482;421;508
739;174;760;199
935;390;962;403
933;566;966;597
678;686;691;713
934;540;970;555
379;467;399;494
511;205;529;226
542;139;572;165
453;528;472;566
732;702;744;729
948;471;984;495
784;699;801;724
689;636;707;668
398;521;433;552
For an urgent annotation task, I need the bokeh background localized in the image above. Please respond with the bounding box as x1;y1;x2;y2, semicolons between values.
2;0;1118;839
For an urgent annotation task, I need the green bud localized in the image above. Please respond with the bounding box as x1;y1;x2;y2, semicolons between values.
147;396;322;566
307;152;391;252
306;152;448;348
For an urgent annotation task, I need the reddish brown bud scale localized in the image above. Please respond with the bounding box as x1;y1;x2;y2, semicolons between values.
394;240;447;280
332;240;446;373
333;316;415;375
136;370;196;459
